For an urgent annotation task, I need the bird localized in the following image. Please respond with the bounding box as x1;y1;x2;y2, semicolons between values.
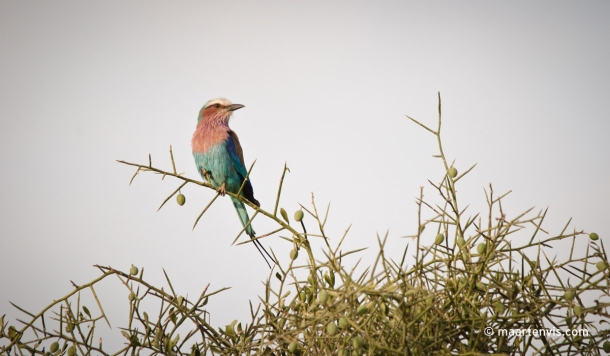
191;98;275;268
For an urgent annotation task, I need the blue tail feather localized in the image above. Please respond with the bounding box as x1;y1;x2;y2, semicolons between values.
231;197;256;236
231;197;276;268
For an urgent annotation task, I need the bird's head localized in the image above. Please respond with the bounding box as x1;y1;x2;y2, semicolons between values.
197;98;245;125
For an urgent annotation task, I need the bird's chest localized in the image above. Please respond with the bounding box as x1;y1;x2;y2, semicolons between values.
194;141;236;186
192;126;240;187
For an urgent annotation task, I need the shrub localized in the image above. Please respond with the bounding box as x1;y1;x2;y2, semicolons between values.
1;94;608;355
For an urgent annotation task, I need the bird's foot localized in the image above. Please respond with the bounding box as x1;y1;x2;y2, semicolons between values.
201;168;212;181
217;183;226;196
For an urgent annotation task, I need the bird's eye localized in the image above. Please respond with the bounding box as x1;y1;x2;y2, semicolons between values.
215;104;220;108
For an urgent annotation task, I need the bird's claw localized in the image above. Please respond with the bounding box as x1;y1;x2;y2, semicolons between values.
217;183;226;196
201;168;212;181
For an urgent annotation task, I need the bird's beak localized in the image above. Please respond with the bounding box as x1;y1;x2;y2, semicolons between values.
227;104;245;112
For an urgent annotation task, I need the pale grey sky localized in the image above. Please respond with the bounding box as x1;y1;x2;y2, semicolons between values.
1;0;608;348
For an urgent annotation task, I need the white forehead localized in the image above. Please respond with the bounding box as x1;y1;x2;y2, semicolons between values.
203;98;232;108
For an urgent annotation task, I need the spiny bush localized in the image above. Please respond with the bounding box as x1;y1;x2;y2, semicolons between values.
1;94;609;355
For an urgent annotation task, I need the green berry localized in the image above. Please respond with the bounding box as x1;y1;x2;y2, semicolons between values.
67;346;76;356
326;322;337;336
352;336;364;350
130;266;138;276
318;290;328;304
425;295;433;306
289;248;298;260
435;233;444;245
294;210;304;222
280;208;289;223
448;167;458;178
477;243;487;254
457;237;466;247
176;193;186;206
603;341;610;353
7;326;18;341
573;305;583;316
380;302;388;315
225;324;234;336
494;302;505;314
324;272;333;287
50;342;59;353
589;232;599;241
564;290;574;301
307;275;315;285
288;341;298;353
339;317;348;328
356;305;368;316
128;293;136;301
597;261;607;271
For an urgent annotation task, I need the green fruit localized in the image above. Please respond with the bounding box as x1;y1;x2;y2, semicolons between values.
65;323;73;332
352;336;364;350
477;243;487;254
8;326;18;341
573;305;583;316
589;232;599;241
130;266;138;276
294;210;304;222
326;322;337;336
225;323;235;336
67;346;76;356
339;317;349;328
288;341;298;353
448;167;458;178
425;295;433;306
49;341;59;352
318;290;328;304
603;341;610;353
564;290;574;301
176;193;186;206
435;233;445;245
306;287;315;302
457;237;466;247
128;293;136;301
280;208;289;223
356;305;368;316
290;248;298;260
597;261;607;271
299;291;306;302
380;302;388;315
323;273;331;286
494;302;505;314
307;275;316;285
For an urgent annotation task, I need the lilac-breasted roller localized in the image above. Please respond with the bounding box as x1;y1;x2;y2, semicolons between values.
191;98;275;267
